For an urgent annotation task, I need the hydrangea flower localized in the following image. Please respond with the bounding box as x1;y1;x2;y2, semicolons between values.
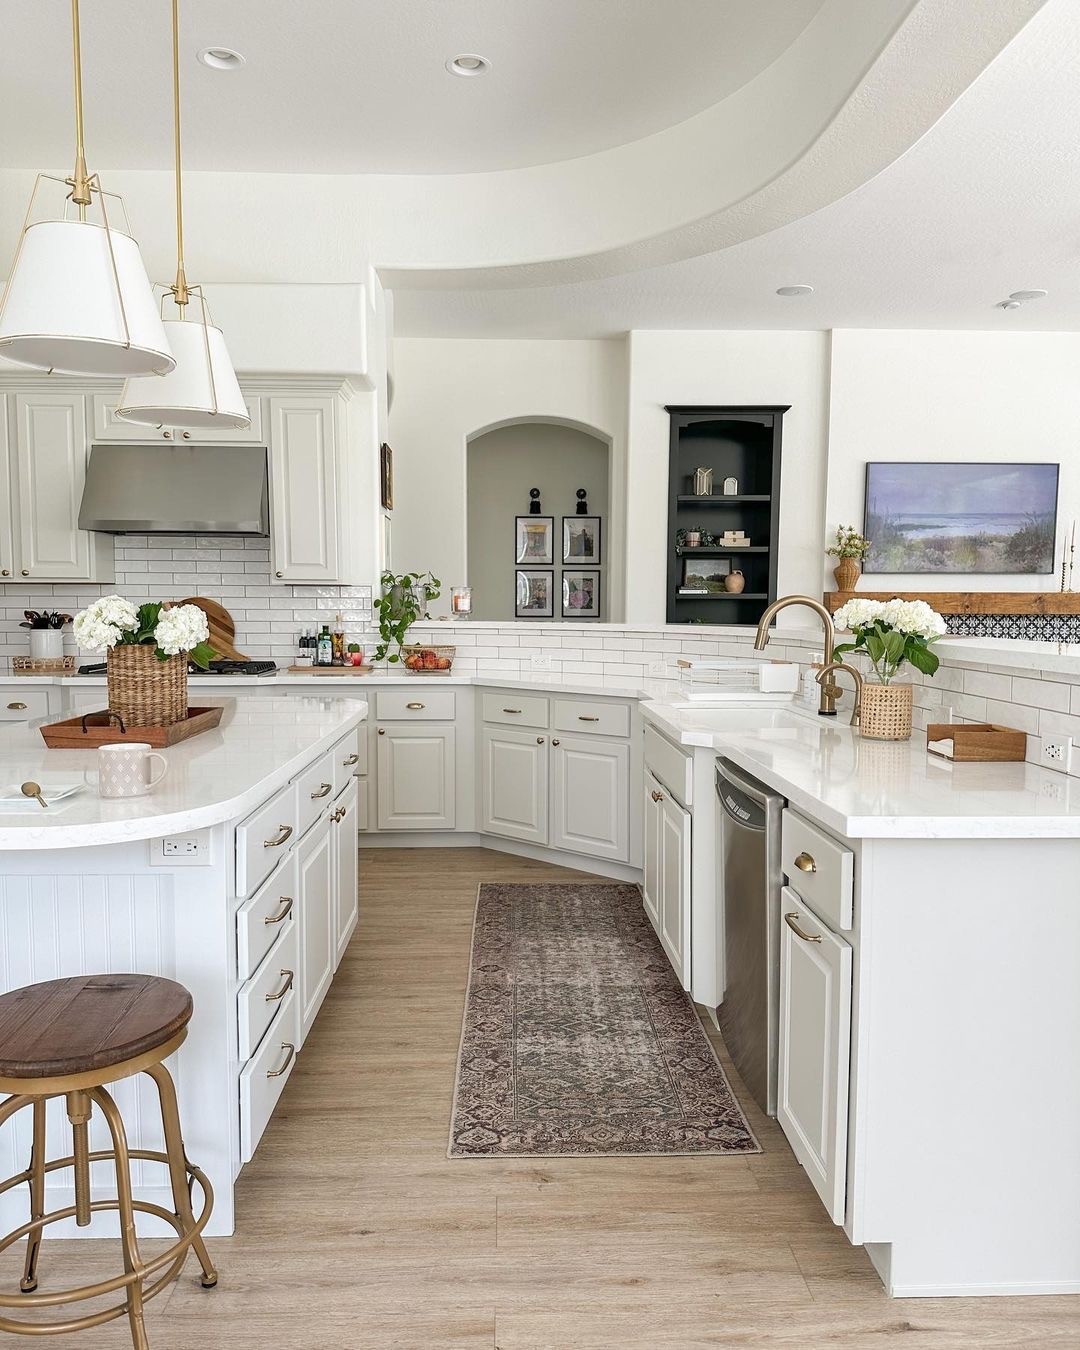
155;604;210;656
833;596;946;683
72;594;139;652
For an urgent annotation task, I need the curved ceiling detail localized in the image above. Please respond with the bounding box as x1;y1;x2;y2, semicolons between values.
376;0;1048;290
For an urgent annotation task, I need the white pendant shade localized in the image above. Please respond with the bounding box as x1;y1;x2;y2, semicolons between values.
0;219;174;377
116;317;249;430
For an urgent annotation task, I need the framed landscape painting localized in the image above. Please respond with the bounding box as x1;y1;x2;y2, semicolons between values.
864;462;1059;574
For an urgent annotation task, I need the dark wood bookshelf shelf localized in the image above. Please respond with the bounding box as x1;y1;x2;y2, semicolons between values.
677;546;769;555
675;592;769;601
676;495;771;505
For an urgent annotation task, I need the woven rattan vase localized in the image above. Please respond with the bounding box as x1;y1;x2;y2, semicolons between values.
859;681;913;741
107;644;188;727
833;558;861;591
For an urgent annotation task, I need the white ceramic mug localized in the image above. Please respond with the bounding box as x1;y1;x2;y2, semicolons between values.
97;743;168;799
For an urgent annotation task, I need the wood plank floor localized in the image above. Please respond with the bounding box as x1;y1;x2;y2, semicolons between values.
3;847;1078;1348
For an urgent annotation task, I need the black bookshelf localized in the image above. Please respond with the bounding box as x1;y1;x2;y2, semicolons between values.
665;405;787;625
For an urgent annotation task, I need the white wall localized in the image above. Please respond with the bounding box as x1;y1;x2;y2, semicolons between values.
388;338;627;616
624;330;831;624
826;330;1080;592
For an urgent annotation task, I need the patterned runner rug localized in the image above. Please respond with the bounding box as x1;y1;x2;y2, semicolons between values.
448;883;760;1157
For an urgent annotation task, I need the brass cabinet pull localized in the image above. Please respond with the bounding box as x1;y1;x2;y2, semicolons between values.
7;702;27;711
265;969;294;1002
793;851;817;873
578;715;600;722
162;430;172;439
181;431;192;439
331;805;347;823
377;727;386;736
21;569;29;576
785;912;822;943
552;738;560;746
503;708;522;714
0;569;9;577
342;753;360;765
311;783;332;799
275;570;284;578
406;701;425;710
263;824;293;849
650;789;664;803
537;736;545;745
266;1042;296;1079
263;896;293;925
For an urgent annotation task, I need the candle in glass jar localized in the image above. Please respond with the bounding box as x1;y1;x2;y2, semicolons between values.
451;586;473;618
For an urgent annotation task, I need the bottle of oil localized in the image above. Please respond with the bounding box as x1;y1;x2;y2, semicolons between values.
316;623;333;667
331;613;346;666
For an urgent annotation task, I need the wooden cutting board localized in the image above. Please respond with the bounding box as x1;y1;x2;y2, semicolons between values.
178;597;247;661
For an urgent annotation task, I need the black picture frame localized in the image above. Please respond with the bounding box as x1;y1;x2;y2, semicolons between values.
562;569;601;619
515;569;554;618
380;442;394;512
515;516;554;565
562;515;601;565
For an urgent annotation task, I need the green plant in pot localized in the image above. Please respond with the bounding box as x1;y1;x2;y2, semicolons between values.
373;571;442;664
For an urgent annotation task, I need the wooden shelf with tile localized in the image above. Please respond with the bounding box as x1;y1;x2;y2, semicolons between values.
824;590;1080;615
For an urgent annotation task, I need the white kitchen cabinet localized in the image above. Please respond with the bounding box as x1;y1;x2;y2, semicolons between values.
12;393;112;581
90;392;264;444
642;770;664;931
776;884;852;1224
480;725;549;846
296;810;335;1044
0;397;12;580
550;733;629;864
332;779;359;968
267;394;340;583
376;723;456;830
657;788;691;986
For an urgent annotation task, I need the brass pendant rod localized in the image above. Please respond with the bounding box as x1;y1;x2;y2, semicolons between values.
69;0;92;213
170;0;189;309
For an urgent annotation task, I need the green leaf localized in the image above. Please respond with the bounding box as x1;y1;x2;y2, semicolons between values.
883;630;906;667
135;601;162;644
187;641;216;671
907;643;940;676
865;632;886;665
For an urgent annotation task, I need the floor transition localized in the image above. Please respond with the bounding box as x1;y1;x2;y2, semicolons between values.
1;848;1077;1348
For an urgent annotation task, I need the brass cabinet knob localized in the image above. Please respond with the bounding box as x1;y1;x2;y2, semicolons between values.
552;738;560;746
537;736;545;745
650;789;663;803
0;569;9;577
162;430;172;439
182;431;192;439
793;851;817;873
275;570;283;578
21;569;29;576
377;728;386;735
343;753;359;765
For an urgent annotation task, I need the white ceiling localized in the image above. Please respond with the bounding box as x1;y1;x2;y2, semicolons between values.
0;0;822;174
393;0;1080;336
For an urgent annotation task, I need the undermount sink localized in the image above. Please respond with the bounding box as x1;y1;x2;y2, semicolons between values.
660;704;823;733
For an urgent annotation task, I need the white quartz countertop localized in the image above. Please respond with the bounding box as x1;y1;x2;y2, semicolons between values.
641;701;1080;839
0;696;367;850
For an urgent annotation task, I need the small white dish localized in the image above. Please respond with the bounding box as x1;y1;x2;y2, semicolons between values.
0;779;86;809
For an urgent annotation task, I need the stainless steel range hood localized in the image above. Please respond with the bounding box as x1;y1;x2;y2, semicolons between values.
79;443;269;535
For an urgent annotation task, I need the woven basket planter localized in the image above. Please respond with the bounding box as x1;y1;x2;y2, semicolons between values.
832;558;861;591
860;681;913;741
107;644;188;727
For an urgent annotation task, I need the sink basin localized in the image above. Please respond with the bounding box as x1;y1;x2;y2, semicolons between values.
659;705;820;733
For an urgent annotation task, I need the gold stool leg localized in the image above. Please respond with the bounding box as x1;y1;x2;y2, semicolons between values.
18;1097;46;1293
91;1086;150;1350
144;1063;218;1289
65;1089;93;1228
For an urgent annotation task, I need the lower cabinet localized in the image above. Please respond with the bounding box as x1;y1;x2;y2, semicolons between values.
296;811;335;1044
332;779;359;967
550;734;629;862
480;725;549;845
643;770;691;986
376;723;456;830
776;884;852;1223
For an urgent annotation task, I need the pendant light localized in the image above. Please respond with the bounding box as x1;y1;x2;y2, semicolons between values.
0;0;173;377
116;0;249;430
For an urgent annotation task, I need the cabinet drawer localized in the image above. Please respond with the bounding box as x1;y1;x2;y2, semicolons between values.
238;918;297;1060
481;691;548;729
295;749;334;836
553;697;629;739
332;727;364;798
376;689;455;721
236;851;298;982
239;988;297;1164
236;782;298;899
644;723;693;807
0;690;49;721
781;810;853;931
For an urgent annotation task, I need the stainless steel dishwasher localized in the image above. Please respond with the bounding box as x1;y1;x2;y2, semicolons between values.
715;758;785;1116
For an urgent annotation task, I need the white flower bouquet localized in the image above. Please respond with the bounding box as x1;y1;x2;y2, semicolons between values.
73;595;215;669
832;597;946;684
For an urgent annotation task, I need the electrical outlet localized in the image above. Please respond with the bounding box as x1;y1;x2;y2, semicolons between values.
529;653;552;671
1042;736;1072;771
150;830;211;866
648;661;667;678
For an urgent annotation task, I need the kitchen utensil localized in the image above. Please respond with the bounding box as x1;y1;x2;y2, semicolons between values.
178;597;247;661
96;743;168;799
0;779;85;810
39;706;224;749
20;782;47;809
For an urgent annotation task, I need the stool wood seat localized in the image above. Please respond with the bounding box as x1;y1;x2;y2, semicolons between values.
0;974;216;1348
0;974;192;1081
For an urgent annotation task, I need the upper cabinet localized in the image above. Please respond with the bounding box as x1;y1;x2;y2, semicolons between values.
267;394;342;584
4;392;113;582
91;393;264;445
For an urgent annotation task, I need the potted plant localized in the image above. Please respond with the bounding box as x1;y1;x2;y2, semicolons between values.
73;596;216;727
373;571;449;670
347;642;364;667
20;610;72;662
826;525;872;591
832;598;946;740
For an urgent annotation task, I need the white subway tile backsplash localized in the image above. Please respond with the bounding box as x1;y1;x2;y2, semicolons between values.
1011;676;1071;713
962;670;1013;701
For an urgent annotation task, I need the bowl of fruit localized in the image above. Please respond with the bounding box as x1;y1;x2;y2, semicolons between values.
401;644;455;674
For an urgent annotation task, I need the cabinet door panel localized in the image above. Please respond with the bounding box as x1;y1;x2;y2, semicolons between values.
14;394;92;579
777;885;852;1223
550;735;629;863
480;726;548;845
642;770;663;933
376;724;456;830
0;397;12;580
333;781;359;967
297;813;334;1043
659;792;691;987
268;395;338;582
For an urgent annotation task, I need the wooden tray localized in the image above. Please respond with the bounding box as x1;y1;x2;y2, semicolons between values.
40;706;224;749
287;665;373;675
926;722;1026;763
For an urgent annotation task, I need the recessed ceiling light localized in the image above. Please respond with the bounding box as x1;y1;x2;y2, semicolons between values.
775;285;813;297
197;46;246;71
446;53;491;77
1009;289;1048;302
997;300;1022;311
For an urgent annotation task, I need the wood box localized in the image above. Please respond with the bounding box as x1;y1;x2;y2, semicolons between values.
925;723;1026;763
40;706;224;749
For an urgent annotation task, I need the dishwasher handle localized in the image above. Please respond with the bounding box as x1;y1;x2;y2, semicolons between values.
715;758;783;832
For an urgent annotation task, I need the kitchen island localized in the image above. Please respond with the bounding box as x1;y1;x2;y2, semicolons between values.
0;695;367;1238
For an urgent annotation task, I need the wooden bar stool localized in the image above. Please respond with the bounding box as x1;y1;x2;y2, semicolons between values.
0;974;217;1348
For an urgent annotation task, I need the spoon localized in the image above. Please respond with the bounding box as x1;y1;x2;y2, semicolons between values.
20;782;48;809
